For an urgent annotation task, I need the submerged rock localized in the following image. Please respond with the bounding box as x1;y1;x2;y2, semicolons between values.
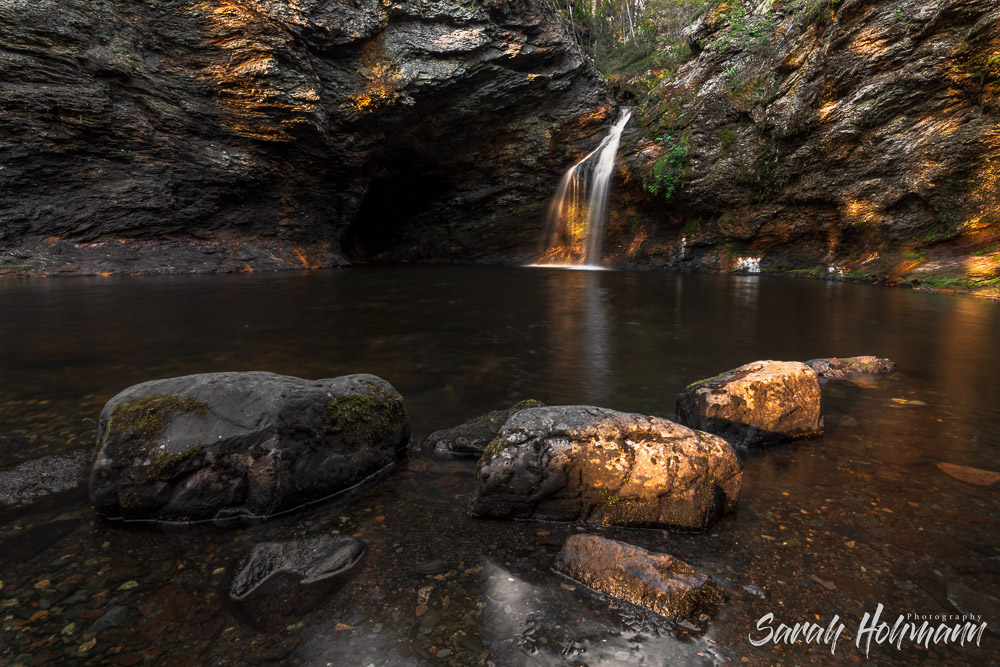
805;356;896;379
0;451;90;507
554;534;724;619
230;535;366;601
468;406;741;531
420;399;545;455
229;535;365;628
676;360;823;450
89;372;410;523
936;462;1000;487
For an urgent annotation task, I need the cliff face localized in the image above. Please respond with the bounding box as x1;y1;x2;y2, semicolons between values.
0;0;611;274
611;0;1000;295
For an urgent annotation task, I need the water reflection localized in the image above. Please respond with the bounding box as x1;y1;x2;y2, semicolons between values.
1;267;999;665
544;270;613;406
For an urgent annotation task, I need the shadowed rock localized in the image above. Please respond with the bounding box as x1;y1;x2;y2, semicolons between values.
468;406;741;531
554;534;724;619
228;534;366;629
89;372;409;523
420;399;545;455
0;451;90;507
230;535;366;601
805;356;896;379
676;360;823;451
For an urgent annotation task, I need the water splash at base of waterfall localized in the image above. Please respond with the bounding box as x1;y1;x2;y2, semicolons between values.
536;110;633;267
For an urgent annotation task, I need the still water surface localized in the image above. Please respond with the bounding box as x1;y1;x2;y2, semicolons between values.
0;266;998;665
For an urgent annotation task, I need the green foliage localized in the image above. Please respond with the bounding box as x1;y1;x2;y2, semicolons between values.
709;3;775;54
891;9;905;21
972;244;999;256
788;0;841;24
904;249;927;260
645;135;688;198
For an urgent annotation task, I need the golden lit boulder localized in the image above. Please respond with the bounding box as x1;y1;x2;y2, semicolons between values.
468;406;742;531
676;360;823;451
554;534;724;619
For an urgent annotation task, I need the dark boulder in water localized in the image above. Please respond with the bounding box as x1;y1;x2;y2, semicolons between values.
89;372;409;523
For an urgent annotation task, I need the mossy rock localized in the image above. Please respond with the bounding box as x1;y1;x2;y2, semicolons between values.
90;372;410;524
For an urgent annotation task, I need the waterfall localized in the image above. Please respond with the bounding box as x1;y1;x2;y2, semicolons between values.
538;109;633;267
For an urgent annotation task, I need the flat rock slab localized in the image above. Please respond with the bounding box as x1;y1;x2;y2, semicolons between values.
468;406;741;531
936;462;1000;486
805;356;895;379
89;372;410;523
419;399;544;455
554;534;724;619
676;360;823;450
230;534;366;600
0;451;90;507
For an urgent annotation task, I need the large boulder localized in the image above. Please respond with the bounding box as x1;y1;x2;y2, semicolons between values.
805;356;896;380
554;534;724;619
419;399;545;456
89;372;409;523
676;360;823;450
468;406;741;531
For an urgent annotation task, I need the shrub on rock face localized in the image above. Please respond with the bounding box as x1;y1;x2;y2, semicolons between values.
468;406;741;531
676;360;823;451
89;372;409;523
554;534;724;619
805;356;895;379
419;399;545;455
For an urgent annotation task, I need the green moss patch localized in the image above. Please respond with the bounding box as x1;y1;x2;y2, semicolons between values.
108;394;208;459
325;383;405;448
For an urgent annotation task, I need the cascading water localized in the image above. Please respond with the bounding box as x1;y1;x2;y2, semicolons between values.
537;109;633;267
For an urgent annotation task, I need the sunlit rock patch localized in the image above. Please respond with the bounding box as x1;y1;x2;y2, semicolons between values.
468;405;742;531
676;360;823;451
554;534;725;620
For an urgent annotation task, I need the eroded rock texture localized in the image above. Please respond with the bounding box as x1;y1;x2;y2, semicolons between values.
610;0;1000;293
468;405;742;531
89;372;410;523
805;355;895;379
419;398;544;455
554;534;725;619
0;0;611;275
676;360;823;450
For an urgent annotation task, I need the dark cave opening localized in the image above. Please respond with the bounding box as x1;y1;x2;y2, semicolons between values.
343;166;454;262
